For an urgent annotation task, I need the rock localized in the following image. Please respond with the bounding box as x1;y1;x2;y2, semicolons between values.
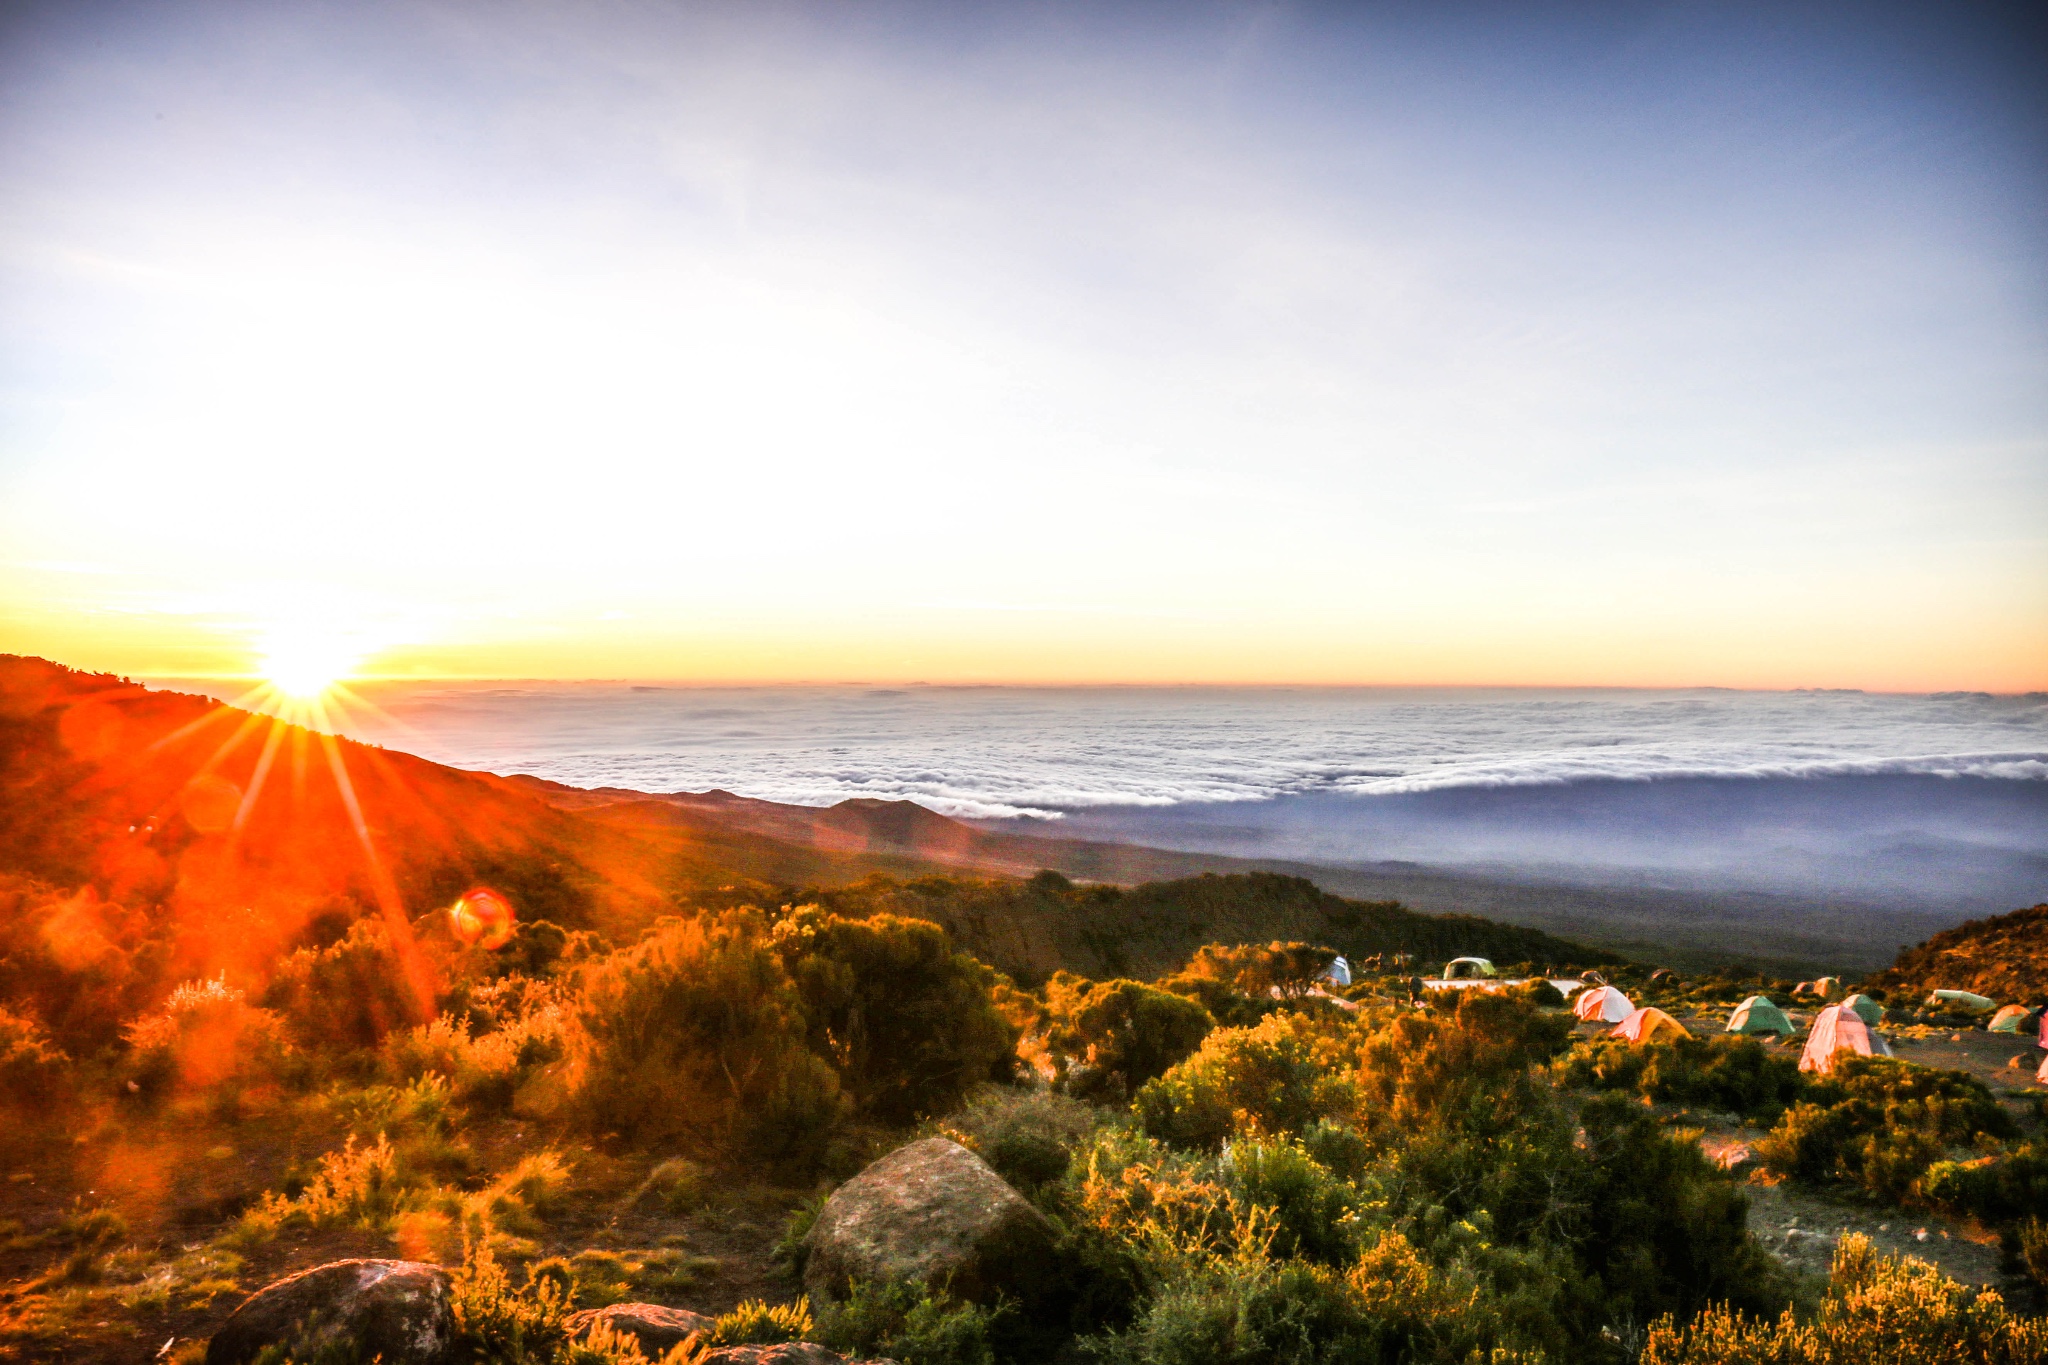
699;1346;881;1365
804;1137;1057;1304
205;1259;453;1365
565;1303;714;1356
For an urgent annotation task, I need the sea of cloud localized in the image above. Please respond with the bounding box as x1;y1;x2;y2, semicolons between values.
196;682;2048;822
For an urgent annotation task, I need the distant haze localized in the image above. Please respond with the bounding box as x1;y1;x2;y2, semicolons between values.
2;2;2044;687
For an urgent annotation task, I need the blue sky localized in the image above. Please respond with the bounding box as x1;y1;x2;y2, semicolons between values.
1;1;2043;686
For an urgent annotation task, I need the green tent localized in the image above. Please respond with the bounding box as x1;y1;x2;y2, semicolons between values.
1442;957;1497;980
1927;990;1995;1011
1988;1004;2030;1033
1725;995;1794;1036
1839;993;1885;1027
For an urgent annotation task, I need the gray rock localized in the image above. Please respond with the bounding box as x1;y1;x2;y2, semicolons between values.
699;1346;867;1365
804;1137;1056;1304
205;1259;453;1365
565;1302;715;1355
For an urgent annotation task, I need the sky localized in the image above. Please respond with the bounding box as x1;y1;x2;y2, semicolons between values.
1;1;2044;689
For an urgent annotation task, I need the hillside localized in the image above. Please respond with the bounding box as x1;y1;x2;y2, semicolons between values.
0;656;1607;1020
1863;901;2048;1003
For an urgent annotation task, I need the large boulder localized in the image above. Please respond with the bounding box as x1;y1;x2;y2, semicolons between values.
206;1259;453;1365
565;1302;714;1355
701;1347;869;1365
803;1137;1056;1304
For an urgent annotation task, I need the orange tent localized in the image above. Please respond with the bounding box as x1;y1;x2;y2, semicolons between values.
1800;1003;1893;1075
1610;1007;1688;1044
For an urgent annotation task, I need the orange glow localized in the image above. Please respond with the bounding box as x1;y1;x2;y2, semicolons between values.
451;886;516;950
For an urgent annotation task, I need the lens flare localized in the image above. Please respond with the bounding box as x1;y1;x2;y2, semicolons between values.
450;886;516;949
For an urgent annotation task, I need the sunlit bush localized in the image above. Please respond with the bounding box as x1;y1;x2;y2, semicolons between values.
1135;1012;1358;1150
1641;1233;2048;1364
568;913;843;1161
1048;977;1214;1103
123;975;294;1106
776;909;1018;1123
0;1005;71;1119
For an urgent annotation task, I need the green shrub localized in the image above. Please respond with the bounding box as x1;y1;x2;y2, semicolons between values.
1135;1013;1357;1150
1153;972;1278;1029
1641;1233;2048;1364
1217;1137;1368;1267
1050;979;1215;1103
777;909;1018;1123
568;914;843;1161
1178;943;1338;1000
124;975;295;1106
1754;1056;2016;1201
816;1279;1002;1365
936;1088;1103;1194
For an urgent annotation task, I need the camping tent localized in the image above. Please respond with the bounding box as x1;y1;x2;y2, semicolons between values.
1800;1003;1894;1075
1839;994;1885;1027
1324;956;1352;988
1443;958;1497;980
1794;977;1842;1000
1725;995;1794;1035
1989;1005;2031;1033
1611;1007;1689;1044
1927;990;1996;1011
1573;985;1635;1024
2038;1052;2048;1086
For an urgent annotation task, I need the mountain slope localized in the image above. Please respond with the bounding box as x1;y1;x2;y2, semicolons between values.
1863;902;2048;1004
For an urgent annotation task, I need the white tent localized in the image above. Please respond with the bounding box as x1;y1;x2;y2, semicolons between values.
1800;1003;1893;1075
1572;985;1634;1024
1323;955;1352;987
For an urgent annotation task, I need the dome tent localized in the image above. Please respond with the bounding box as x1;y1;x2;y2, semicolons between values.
1839;994;1885;1027
1323;956;1352;987
1927;990;1996;1011
1725;995;1793;1036
1988;1004;2031;1033
1800;1003;1893;1075
1611;1007;1688;1044
1573;985;1635;1024
1442;957;1496;980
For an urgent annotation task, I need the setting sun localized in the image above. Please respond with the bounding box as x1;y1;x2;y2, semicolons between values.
261;633;362;699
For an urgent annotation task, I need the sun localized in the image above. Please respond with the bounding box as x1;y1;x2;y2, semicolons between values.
261;633;363;699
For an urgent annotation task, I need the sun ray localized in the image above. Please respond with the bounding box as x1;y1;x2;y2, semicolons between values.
231;713;289;836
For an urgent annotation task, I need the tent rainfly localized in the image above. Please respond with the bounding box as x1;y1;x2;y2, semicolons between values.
1989;1004;2031;1033
1573;985;1636;1024
1611;1007;1689;1044
1927;990;1996;1011
1839;994;1885;1027
1442;957;1497;980
1794;977;1842;1000
1324;956;1352;988
2039;1052;2048;1086
1800;1003;1894;1075
1725;995;1794;1035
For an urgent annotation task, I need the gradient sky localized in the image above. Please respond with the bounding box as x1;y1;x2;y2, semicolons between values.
2;1;2044;687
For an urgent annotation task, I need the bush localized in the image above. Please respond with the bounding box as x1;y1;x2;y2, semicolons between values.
1049;978;1214;1103
0;1005;70;1118
263;918;432;1052
1153;972;1278;1029
707;1297;815;1346
1558;1033;1804;1121
1641;1233;2048;1364
777;910;1018;1123
124;975;295;1106
936;1088;1104;1194
568;914;843;1162
816;1279;1002;1365
1754;1056;2016;1201
1135;1013;1358;1150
